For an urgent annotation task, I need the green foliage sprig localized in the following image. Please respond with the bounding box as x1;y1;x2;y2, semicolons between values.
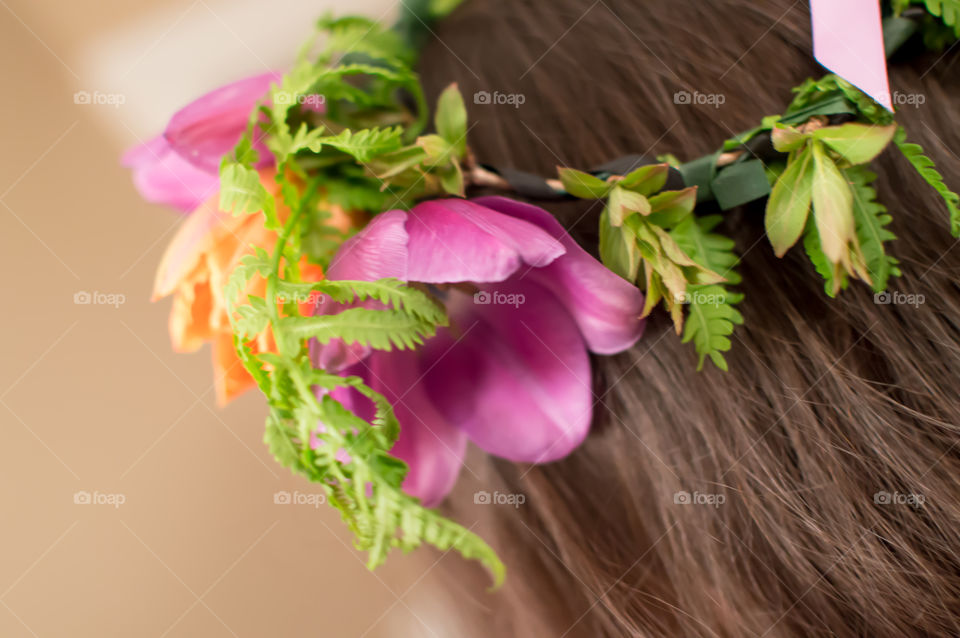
558;164;742;369
218;16;504;586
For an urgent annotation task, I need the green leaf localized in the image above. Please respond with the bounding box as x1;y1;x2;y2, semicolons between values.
680;284;744;371
435;83;468;158
771;124;807;153
672;214;742;286
314;127;404;162
277;308;438;351
847;166;901;292
599;207;640;281
803;220;847;297
811;122;897;165
558;167;610;199
607;186;650;225
618;164;669;196
218;162;280;229
278;278;447;325
916;0;960;37
894;126;960;236
416;134;454;164
671;214;744;371
765;145;814;257
235;295;271;338
439;161;465;196
647;187;698;228
810;141;855;264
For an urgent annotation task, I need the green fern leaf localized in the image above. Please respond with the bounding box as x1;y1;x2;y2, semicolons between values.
894;126;960;237
277;307;438;351
847;166;901;292
670;215;744;370
313;127;404;162
218;162;279;228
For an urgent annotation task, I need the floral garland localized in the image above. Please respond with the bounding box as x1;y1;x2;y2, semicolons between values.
124;1;959;585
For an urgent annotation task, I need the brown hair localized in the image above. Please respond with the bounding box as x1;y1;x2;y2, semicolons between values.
416;1;960;636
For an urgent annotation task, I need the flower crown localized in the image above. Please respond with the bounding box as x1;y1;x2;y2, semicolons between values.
125;0;959;586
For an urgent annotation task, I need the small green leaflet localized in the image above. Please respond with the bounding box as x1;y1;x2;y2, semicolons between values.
218;161;280;230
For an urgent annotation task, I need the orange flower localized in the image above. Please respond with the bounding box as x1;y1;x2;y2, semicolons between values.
153;169;353;405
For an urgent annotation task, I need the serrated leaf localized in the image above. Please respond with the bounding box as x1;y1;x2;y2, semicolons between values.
315;127;404;162
681;285;744;371
847;166;901;292
670;214;743;369
278;308;437;351
218;162;280;229
803;220;847;296
894;126;960;237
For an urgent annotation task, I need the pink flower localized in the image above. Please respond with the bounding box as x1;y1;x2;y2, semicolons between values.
122;72;281;212
313;197;645;505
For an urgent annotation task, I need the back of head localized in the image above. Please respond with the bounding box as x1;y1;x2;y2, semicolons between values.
418;1;960;635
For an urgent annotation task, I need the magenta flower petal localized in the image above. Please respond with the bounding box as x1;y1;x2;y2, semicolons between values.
326;209;409;281
328;355;467;506
474;196;645;354
404;199;565;284
164;72;281;172
421;279;592;463
122;136;220;212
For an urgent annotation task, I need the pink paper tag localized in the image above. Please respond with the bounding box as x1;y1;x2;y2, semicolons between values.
810;0;893;111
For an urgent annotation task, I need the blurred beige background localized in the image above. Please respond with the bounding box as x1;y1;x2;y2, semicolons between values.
0;0;469;635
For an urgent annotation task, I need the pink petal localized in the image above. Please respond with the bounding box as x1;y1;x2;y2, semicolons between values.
323;355;467;506
474;196;645;354
422;279;592;463
122;136;219;212
325;209;410;281
164;72;281;172
404;199;565;284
